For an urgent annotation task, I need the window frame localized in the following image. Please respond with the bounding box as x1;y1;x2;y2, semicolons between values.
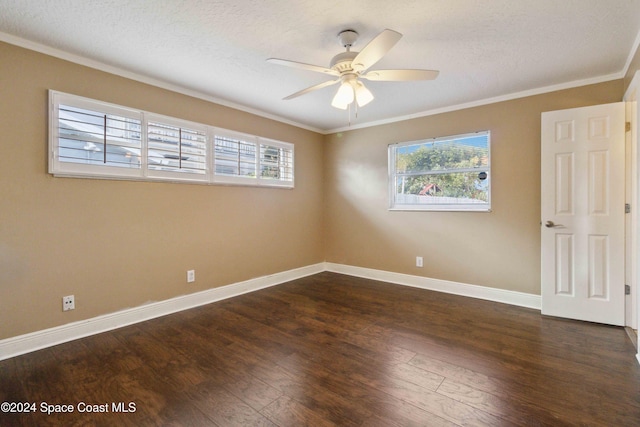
48;90;294;189
50;92;144;180
388;131;491;212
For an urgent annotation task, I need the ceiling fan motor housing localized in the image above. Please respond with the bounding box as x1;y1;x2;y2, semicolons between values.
330;51;358;73
331;30;360;74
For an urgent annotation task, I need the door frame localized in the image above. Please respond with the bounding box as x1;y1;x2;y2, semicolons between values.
624;71;640;364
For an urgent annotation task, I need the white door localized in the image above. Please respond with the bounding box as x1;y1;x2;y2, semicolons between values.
541;102;625;326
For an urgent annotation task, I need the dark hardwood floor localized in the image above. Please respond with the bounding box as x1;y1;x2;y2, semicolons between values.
1;272;639;426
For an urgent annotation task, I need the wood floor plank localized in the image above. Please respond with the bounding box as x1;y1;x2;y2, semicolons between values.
282;358;460;427
408;352;506;395
187;380;276;427
407;337;640;425
345;324;418;364
347;364;503;426
261;395;337;427
142;313;284;413
246;354;375;426
436;378;564;426
1;272;639;426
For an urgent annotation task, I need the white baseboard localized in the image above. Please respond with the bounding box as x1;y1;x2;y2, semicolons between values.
0;262;542;361
325;263;542;310
0;263;324;361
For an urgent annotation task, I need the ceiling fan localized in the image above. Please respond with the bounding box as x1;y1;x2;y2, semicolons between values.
267;29;439;110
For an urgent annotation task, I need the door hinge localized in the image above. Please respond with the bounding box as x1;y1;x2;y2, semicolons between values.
626;203;631;214
625;284;631;295
626;122;631;132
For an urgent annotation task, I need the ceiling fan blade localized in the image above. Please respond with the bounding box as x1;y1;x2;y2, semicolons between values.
267;58;339;76
361;69;439;81
351;29;402;72
283;79;340;100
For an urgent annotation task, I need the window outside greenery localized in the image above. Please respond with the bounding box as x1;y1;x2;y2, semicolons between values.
389;131;490;211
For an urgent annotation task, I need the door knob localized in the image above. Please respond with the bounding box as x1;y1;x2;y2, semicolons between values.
545;221;557;228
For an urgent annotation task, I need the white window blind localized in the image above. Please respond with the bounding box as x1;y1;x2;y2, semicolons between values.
260;142;294;183
213;132;294;187
49;91;294;188
58;104;142;168
51;93;144;179
147;118;207;179
214;134;257;178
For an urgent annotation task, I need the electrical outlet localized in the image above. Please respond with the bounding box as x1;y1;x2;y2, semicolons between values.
187;270;195;283
416;256;424;268
63;295;75;311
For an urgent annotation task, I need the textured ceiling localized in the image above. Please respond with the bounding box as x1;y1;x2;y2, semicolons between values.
1;0;639;132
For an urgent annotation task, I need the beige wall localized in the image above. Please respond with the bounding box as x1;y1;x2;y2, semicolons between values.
324;81;623;295
0;42;325;339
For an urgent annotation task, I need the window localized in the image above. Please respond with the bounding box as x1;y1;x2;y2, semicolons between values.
214;132;259;180
147;116;208;182
259;140;294;183
213;131;294;187
49;91;294;188
51;96;143;179
389;131;490;211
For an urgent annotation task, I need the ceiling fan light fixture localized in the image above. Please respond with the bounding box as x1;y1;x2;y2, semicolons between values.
354;81;374;107
331;81;355;110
